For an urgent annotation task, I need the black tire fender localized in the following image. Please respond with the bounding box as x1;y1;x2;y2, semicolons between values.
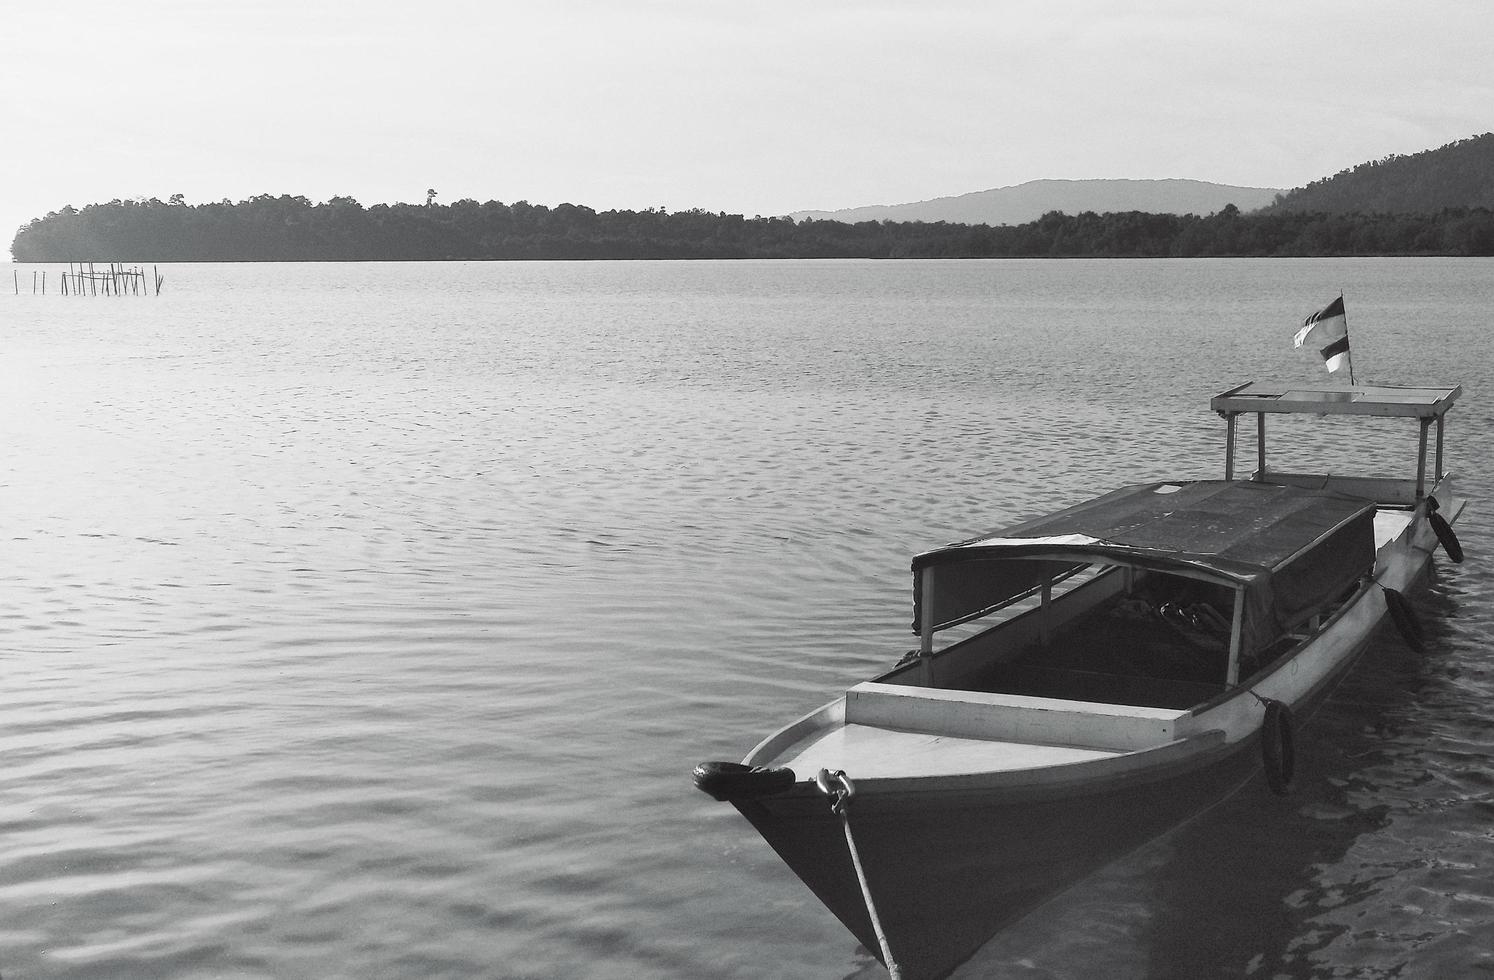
1260;699;1296;797
692;761;796;801
1383;586;1425;653
1428;510;1464;564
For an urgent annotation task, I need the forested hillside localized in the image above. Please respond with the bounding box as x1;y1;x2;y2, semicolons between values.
1265;133;1494;214
11;193;1494;261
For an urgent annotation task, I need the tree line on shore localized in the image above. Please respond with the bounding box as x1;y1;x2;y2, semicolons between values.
11;194;1494;261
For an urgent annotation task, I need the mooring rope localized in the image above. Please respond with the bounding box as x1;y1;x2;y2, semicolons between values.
815;768;902;979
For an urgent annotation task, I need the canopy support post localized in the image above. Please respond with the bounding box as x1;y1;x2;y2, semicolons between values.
918;570;936;687
1226;587;1246;685
1256;413;1267;481
1039;580;1052;647
1416;418;1431;499
1435;414;1445;482
1223;412;1238;480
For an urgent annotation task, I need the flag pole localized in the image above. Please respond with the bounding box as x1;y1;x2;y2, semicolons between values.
1341;290;1356;385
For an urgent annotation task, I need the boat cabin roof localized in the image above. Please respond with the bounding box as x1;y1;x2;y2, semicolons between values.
912;480;1376;655
1211;381;1460;419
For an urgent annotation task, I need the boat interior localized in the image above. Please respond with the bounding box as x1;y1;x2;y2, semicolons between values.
879;564;1234;709
757;563;1254;776
958;571;1233;709
874;478;1436;716
875;532;1385;716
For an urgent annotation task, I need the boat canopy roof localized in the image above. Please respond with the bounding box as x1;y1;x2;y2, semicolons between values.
1211;381;1461;419
911;480;1377;655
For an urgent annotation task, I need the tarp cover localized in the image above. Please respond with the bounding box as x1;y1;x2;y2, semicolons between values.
911;480;1377;655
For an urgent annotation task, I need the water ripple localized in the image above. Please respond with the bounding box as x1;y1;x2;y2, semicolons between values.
3;258;1493;978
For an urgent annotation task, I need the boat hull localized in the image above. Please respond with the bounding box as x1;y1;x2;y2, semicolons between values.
734;736;1256;980
729;634;1390;980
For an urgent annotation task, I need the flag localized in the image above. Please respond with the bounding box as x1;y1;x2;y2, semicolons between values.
1294;295;1350;374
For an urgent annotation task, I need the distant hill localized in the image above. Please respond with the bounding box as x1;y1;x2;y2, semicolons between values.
791;178;1283;226
1263;133;1494;214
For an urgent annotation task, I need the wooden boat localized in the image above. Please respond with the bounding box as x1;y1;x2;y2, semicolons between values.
694;382;1467;980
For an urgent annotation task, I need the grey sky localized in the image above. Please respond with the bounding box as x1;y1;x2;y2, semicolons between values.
3;0;1491;245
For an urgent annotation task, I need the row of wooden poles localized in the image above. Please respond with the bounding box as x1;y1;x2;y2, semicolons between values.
12;263;164;296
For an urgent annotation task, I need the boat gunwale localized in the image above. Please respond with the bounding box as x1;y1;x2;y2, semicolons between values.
749;727;1234;802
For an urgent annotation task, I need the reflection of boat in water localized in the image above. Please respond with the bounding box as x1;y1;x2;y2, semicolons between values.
694;382;1467;980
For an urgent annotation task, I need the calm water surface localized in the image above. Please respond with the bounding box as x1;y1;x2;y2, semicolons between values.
2;259;1492;979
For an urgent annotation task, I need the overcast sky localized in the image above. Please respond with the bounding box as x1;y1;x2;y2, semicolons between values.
2;0;1491;248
